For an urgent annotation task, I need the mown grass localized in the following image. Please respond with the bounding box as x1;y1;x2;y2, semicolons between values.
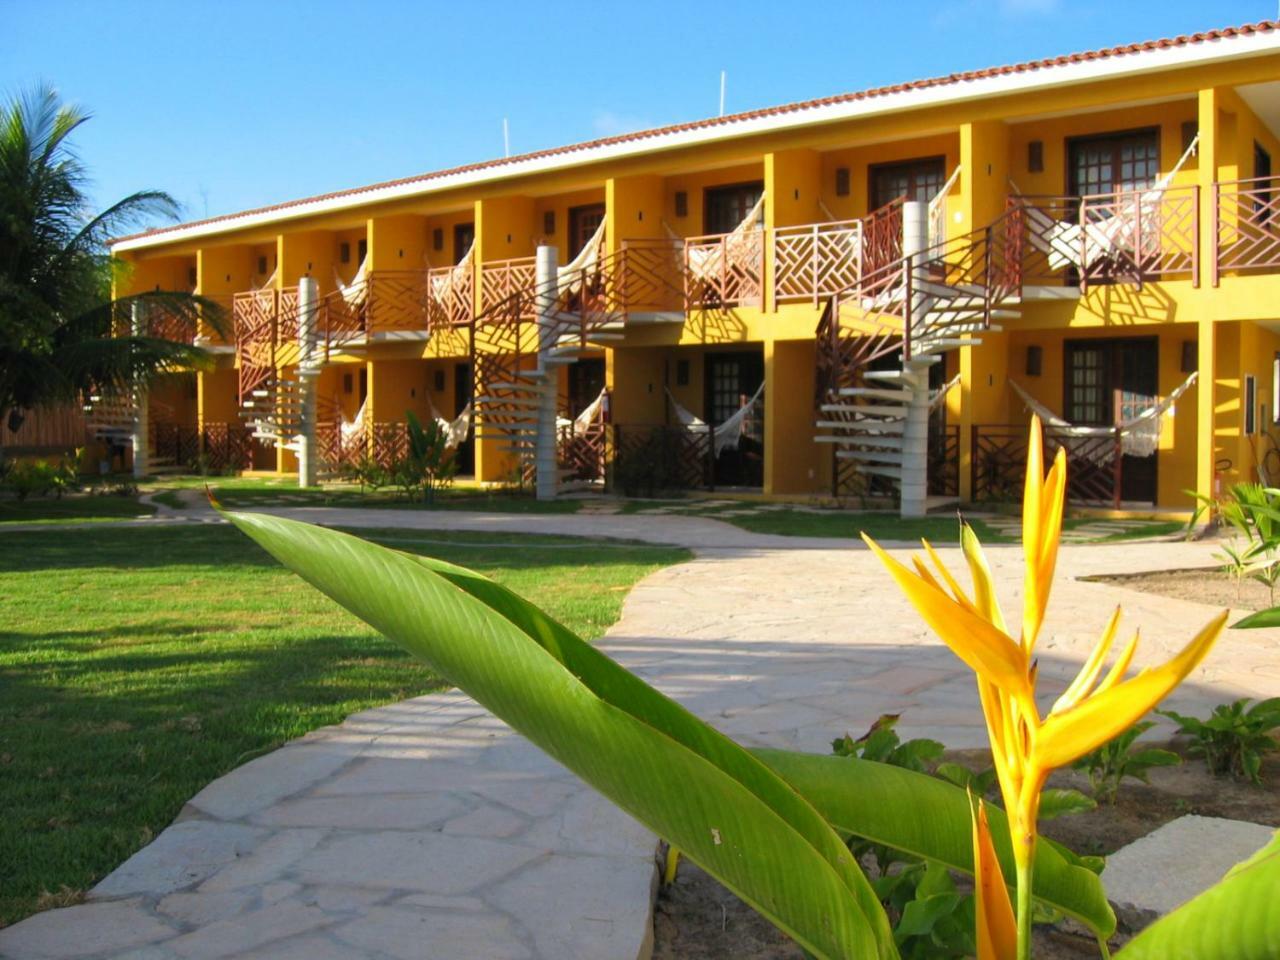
0;494;155;525
0;523;687;927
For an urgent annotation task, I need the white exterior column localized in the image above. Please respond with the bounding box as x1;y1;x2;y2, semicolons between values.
534;245;560;501
296;276;320;488
130;301;150;479
899;200;929;519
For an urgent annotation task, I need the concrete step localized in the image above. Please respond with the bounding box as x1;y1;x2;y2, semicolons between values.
834;387;913;401
813;433;904;449
834;457;903;481
815;417;906;430
840;449;905;465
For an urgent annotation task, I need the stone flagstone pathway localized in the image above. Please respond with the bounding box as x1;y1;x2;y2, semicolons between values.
1;508;1276;959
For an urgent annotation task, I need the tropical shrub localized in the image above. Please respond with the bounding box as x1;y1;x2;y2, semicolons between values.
218;415;1279;959
1159;698;1280;786
1072;720;1181;804
2;458;77;499
1189;483;1280;601
389;412;456;504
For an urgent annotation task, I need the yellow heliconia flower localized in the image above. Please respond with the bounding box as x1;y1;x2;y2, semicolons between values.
862;414;1227;956
971;797;1017;960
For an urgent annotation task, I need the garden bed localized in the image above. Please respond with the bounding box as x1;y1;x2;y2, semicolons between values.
653;745;1280;959
1087;566;1276;612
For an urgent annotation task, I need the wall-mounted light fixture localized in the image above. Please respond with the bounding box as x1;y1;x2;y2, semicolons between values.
433;228;444;251
1182;340;1198;373
339;242;351;263
835;167;850;197
674;191;688;218
433;370;446;391
1026;345;1043;376
1028;141;1044;174
543;211;555;235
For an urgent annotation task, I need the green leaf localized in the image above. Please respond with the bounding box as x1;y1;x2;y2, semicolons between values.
221;510;897;960
1118;830;1280;959
1231;606;1280;629
752;748;1116;938
1037;788;1097;821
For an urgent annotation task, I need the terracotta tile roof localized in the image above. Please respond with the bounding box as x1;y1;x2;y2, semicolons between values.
113;20;1278;247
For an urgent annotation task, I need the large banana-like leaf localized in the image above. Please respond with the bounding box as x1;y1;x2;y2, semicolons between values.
754;749;1116;938
1117;830;1280;959
223;510;895;960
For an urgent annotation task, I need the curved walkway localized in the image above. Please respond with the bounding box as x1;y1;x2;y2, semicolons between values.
2;507;1277;959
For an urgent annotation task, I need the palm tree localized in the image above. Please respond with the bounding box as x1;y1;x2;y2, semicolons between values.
0;83;226;432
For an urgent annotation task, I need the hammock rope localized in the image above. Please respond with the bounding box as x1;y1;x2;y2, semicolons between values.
557;388;608;434
339;397;367;446
333;254;370;310
1008;370;1198;462
429;399;473;450
928;165;962;250
557;221;607;298
431;241;475;301
666;192;766;284
667;382;766;458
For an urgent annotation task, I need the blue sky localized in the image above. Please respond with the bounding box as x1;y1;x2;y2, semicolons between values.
1;0;1274;225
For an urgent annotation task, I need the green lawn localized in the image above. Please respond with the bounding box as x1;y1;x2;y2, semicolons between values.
148;476;583;514
0;494;155;526
0;523;687;927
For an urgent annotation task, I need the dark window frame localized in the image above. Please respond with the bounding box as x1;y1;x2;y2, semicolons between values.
703;180;764;235
868;154;947;211
1065;126;1161;198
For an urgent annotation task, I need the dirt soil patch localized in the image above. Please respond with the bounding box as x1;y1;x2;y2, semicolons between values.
653;745;1280;959
1087;565;1276;611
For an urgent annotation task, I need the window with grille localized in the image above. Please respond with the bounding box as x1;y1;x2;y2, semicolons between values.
1066;344;1109;425
704;182;763;235
870;157;946;210
1068;129;1159;197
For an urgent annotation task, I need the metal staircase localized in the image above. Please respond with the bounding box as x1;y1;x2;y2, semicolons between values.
82;394;186;474
815;201;1023;511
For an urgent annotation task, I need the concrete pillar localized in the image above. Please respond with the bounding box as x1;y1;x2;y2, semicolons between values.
534;245;559;501
900;200;929;519
296;276;320;488
1196;88;1220;505
130;302;150;479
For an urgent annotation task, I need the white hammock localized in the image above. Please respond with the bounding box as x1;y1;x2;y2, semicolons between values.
429;399;472;450
557;387;608;434
332;254;370;310
557;220;606;298
667;382;765;458
668;192;766;283
253;265;278;291
340;397;367;446
1009;371;1198;462
432;240;475;300
928;165;962;250
1015;134;1199;272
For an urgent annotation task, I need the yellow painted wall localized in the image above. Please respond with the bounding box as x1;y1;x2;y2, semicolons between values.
533;188;606;263
764;338;820;494
198;367;240;428
370;214;428;272
663;162;762;237
607;175;665;252
820;133;959;221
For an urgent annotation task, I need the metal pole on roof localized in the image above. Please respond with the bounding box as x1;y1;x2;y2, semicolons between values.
719;71;726;117
503;118;510;158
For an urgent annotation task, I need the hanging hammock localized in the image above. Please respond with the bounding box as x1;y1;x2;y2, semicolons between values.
1012;134;1199;273
432;240;475;301
557;220;607;298
666;192;766;284
1008;371;1198;463
928;165;962;251
429;399;473;450
557;387;608;434
339;397;367;446
252;265;278;291
332;254;370;310
667;382;766;458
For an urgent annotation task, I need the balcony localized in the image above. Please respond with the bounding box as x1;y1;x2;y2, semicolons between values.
1007;185;1200;289
1213;175;1280;284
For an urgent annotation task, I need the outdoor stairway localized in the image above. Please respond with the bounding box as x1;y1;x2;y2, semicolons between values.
814;207;1022;501
83;394;184;474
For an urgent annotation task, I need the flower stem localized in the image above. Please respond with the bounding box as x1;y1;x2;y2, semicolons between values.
1016;857;1034;960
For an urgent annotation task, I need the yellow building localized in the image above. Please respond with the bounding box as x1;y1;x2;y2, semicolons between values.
108;20;1280;514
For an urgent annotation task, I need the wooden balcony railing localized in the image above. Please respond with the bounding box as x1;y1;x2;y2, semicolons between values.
1213;175;1280;285
426;262;476;328
1008;185;1198;289
683;230;764;308
773;220;864;306
972;423;1125;507
479;256;536;317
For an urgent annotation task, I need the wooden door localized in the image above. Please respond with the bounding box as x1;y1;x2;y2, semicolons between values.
568;204;605;257
1064;337;1158;503
704;182;764;235
704;350;764;487
453;223;475;264
1068;129;1159;197
567;358;606;418
453;361;474;474
869;156;946;210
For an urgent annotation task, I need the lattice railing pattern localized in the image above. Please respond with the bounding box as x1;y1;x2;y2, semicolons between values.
928;423;960;498
201;422;255;473
316;420;367;469
618;239;684;313
1009;185;1198;289
371;421;409;469
480;257;537;317
608;423;714;493
972;423;1124;506
1214;176;1280;283
151;422;200;467
774;220;864;306
426;262;475;328
683;230;764;308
